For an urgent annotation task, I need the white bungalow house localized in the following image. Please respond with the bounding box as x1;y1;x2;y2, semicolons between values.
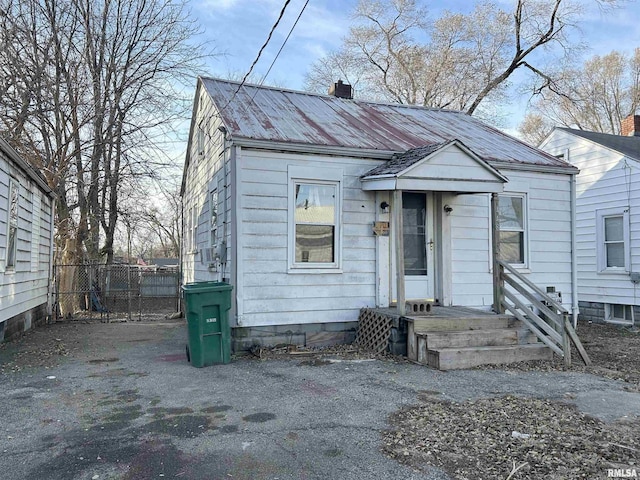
0;136;55;341
181;78;581;361
540;115;640;326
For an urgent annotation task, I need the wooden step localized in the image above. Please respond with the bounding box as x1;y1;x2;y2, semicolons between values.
427;344;552;370
412;315;521;332
420;328;537;350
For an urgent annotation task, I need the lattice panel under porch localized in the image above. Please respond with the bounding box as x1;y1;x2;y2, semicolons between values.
356;308;392;354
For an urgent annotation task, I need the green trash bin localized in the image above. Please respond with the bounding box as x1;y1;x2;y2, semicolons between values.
182;281;233;367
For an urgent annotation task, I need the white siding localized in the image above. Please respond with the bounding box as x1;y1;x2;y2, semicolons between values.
449;169;574;310
237;149;380;327
0;152;54;323
542;130;640;305
181;86;231;285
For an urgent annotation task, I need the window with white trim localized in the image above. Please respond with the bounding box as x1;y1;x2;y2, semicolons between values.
605;303;634;325
288;166;342;271
596;208;629;272
6;179;19;270
210;189;218;247
185;206;193;253
498;194;527;265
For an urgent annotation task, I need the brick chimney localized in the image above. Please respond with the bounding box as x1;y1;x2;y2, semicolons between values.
621;115;640;136
328;80;353;99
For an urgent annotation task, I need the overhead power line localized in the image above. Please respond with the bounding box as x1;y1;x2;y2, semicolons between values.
226;0;293;107
257;0;310;87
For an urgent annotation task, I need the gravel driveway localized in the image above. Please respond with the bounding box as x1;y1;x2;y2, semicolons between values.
1;320;639;480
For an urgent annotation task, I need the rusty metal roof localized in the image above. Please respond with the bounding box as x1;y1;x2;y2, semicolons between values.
201;77;573;170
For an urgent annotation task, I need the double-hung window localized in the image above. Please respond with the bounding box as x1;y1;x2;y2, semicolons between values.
497;194;527;266
597;208;629;272
288;166;342;271
210;189;218;248
6;179;19;270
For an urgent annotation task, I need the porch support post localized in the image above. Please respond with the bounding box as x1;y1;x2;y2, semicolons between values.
392;190;406;316
491;193;504;313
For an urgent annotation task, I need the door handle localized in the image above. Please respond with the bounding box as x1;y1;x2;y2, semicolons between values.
428;239;434;251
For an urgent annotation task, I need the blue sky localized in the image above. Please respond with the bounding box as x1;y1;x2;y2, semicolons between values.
187;0;640;134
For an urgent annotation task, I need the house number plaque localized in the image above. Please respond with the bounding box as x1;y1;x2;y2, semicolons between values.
372;221;389;236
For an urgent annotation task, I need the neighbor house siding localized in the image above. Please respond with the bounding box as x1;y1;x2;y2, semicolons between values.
236;149;380;327
541;131;640;307
0;145;54;338
449;169;573;310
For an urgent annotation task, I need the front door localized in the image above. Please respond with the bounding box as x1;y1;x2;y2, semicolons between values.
403;192;434;300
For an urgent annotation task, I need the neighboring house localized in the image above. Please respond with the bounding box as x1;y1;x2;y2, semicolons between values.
0;136;55;341
181;78;579;350
540;116;640;326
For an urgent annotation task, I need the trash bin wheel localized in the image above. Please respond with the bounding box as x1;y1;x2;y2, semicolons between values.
186;344;191;363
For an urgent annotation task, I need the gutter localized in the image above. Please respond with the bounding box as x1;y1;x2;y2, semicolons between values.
232;137;398;160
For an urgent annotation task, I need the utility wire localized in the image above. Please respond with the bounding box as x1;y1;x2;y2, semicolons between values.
220;0;293;111
256;0;310;89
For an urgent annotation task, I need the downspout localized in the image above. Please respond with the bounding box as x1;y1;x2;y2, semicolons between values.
569;149;579;329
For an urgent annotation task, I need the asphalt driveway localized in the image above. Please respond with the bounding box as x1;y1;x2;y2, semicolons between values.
1;320;639;480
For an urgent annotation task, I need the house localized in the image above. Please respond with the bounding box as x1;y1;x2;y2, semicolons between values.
181;78;580;353
0;136;55;341
540;116;640;326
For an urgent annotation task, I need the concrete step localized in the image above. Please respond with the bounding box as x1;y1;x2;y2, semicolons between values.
420;328;537;350
412;315;521;332
427;344;552;370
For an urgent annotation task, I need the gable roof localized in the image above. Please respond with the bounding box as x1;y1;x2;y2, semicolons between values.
362;142;448;176
360;139;507;193
200;77;575;172
556;127;640;161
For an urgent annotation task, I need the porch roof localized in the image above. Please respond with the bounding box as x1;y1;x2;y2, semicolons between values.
360;139;507;193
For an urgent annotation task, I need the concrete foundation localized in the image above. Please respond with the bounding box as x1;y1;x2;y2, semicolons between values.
231;321;358;352
1;303;48;342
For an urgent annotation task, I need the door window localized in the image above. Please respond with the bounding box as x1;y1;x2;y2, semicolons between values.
403;192;427;275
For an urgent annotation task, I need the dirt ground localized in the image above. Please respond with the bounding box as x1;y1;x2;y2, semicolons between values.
1;318;638;480
382;321;640;479
476;321;640;390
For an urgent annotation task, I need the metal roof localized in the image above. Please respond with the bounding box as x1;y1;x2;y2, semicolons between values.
557;127;640;161
201;77;573;170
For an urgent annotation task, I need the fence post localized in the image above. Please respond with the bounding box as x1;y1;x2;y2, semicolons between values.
127;264;132;322
562;313;571;367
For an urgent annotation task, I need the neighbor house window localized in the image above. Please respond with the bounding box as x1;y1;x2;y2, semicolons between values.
605;303;634;325
498;194;527;265
597;208;629;272
210;189;218;247
288;166;342;271
6;179;19;270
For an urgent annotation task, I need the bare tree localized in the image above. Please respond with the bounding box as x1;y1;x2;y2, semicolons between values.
0;0;206;265
305;0;621;117
520;48;640;144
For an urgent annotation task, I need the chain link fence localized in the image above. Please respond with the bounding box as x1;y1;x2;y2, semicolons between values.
53;263;180;322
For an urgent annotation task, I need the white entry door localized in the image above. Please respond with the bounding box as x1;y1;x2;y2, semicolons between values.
402;192;435;300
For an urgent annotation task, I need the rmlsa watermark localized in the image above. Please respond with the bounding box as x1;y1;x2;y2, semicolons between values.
608;469;638;478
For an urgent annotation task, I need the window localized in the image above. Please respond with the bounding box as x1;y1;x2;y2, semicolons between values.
597;208;629;272
192;207;198;252
210;190;218;247
197;123;205;157
605;303;634;325
288;166;342;271
6;179;19;269
498;194;527;265
185;206;193;253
